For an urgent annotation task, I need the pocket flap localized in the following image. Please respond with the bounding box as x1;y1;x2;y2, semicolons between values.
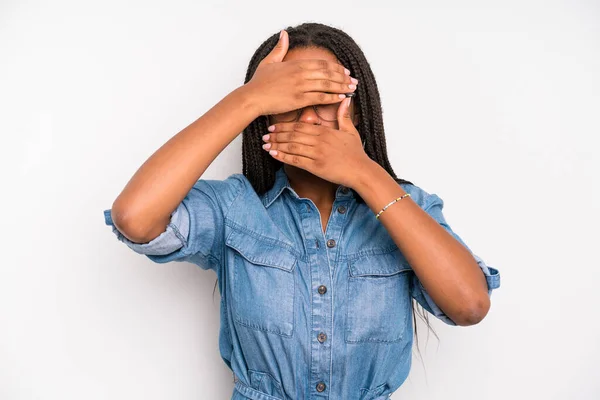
348;247;410;277
225;226;297;272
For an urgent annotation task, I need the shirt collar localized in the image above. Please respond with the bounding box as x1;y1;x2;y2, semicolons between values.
261;166;292;208
261;166;354;208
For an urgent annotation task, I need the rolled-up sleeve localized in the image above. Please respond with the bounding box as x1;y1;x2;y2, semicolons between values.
104;201;190;256
410;192;501;326
103;174;245;271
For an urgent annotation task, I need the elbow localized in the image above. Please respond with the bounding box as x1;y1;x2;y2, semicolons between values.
111;207;157;243
452;295;491;326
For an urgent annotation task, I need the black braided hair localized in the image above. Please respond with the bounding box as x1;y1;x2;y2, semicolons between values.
240;22;414;202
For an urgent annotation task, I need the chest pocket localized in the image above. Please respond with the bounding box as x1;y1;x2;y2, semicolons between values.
225;226;297;338
345;248;412;344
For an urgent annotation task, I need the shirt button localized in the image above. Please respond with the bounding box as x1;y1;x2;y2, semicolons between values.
316;382;326;392
341;187;349;194
318;285;327;294
326;239;336;248
337;205;347;214
317;332;327;343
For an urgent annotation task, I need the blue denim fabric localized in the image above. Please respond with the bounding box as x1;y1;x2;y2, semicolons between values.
103;166;500;399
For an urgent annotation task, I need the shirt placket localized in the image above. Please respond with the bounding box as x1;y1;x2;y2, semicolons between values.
298;186;352;399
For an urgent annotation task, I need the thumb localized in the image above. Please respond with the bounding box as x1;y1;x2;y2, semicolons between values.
337;96;354;132
263;30;289;64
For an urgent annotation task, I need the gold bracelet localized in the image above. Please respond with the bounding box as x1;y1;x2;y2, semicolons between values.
375;193;411;219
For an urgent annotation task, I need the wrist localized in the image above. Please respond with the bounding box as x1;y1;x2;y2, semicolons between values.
233;83;263;119
352;160;409;211
350;158;383;192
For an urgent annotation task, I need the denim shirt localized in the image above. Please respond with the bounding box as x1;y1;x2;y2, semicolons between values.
103;166;500;400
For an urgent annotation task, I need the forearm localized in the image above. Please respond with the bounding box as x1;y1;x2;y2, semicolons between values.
112;84;259;242
352;160;490;325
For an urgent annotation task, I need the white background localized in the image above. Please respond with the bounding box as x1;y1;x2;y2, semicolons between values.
1;0;599;399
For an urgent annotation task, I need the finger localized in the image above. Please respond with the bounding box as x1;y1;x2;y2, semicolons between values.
300;92;348;106
268;122;326;136
261;30;289;65
267;148;315;169
263;131;320;146
337;96;354;131
299;59;350;76
301;79;357;94
303;69;355;85
264;142;318;159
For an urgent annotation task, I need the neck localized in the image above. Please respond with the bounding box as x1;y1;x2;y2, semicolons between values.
284;166;337;209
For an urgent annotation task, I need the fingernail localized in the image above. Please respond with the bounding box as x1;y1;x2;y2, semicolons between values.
350;77;358;84
262;134;270;141
339;94;346;99
268;125;275;132
279;30;284;39
262;143;271;150
344;68;350;75
348;84;356;90
269;150;278;156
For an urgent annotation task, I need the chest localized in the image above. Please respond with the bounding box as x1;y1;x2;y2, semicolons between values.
222;196;414;344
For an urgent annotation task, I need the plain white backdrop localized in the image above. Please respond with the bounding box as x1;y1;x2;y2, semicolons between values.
1;0;599;399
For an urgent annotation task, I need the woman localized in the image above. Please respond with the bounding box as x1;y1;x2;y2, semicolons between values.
103;22;500;400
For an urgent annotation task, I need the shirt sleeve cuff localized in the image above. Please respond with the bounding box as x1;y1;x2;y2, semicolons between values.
103;203;190;256
472;252;501;295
